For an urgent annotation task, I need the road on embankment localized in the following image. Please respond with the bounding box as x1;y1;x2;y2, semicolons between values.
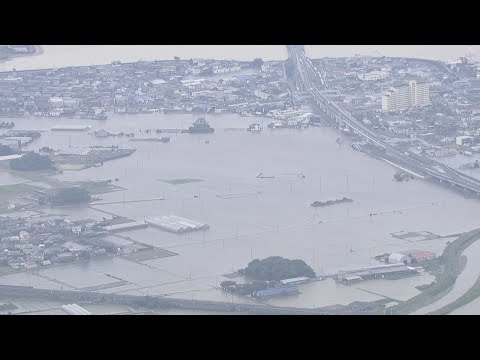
411;236;480;315
391;228;480;315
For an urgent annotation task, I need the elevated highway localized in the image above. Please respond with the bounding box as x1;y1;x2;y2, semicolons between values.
287;45;480;197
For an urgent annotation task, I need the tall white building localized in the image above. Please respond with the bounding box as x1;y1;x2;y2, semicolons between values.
382;80;430;112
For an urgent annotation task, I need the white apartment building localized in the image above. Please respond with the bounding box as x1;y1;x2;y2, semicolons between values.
382;80;430;112
357;70;389;81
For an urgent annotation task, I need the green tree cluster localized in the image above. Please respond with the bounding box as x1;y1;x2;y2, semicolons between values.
243;256;315;281
251;58;264;69
50;187;91;205
0;145;14;156
10;152;53;171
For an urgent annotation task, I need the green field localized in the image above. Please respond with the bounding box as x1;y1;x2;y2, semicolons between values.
101;217;135;226
0;184;33;200
159;178;203;185
124;248;178;262
0;266;17;276
79;181;125;194
0;160;57;181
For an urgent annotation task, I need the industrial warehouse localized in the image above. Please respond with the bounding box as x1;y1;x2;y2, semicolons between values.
145;215;209;234
61;303;92;315
253;284;300;299
337;263;420;284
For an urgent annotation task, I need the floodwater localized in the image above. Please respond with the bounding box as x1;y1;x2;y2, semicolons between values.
1;113;480;309
0;45;477;72
0;172;29;187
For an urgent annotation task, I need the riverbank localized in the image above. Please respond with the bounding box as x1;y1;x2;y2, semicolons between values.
391;228;480;314
0;45;43;64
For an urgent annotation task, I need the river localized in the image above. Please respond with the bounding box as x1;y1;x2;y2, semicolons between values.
0;45;478;72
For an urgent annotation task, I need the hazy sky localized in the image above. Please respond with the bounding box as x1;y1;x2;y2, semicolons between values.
0;45;477;72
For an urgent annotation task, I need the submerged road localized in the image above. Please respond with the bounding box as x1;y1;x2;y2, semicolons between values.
0;284;325;315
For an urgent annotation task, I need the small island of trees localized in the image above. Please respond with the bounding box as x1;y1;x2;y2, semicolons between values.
10;152;54;171
311;197;353;208
220;257;316;297
240;256;316;281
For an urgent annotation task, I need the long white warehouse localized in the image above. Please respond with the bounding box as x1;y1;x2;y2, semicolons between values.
146;215;209;233
61;303;92;315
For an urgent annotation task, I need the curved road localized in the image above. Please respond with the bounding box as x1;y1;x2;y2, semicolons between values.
411;237;480;315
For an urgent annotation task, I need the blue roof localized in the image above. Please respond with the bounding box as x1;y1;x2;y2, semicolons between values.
255;285;299;297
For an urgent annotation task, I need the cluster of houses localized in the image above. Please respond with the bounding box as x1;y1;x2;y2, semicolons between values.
0;58;294;120
337;250;436;284
313;54;480;160
0;130;41;150
0;215;118;271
